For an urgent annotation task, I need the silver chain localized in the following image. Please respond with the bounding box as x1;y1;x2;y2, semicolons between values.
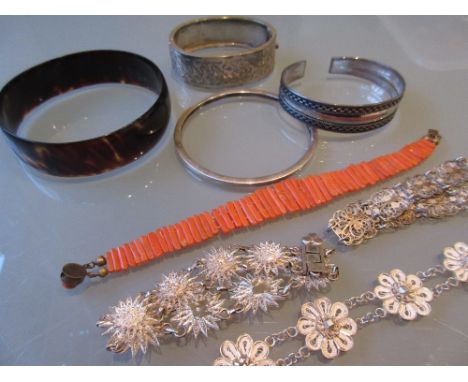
415;265;446;281
344;291;377;309
355;307;387;328
275;345;312;366
264;326;298;347
432;276;460;298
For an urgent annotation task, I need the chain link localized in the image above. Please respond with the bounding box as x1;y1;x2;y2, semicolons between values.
344;291;377;309
356;307;387;328
415;265;446;281
275;346;312;366
264;326;298;347
432;277;460;298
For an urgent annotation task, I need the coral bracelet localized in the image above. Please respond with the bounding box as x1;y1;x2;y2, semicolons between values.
61;130;440;288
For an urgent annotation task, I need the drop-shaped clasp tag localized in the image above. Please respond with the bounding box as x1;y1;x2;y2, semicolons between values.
60;256;108;289
61;263;88;289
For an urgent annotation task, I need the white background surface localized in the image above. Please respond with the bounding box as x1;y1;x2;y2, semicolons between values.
0;16;467;365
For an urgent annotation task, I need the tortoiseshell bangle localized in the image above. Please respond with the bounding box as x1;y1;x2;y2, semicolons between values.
61;130;440;289
0;50;170;177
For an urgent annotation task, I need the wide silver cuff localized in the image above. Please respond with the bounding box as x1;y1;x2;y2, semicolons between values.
279;58;406;133
169;16;277;89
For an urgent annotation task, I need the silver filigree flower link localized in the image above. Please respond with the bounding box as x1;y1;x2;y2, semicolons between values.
443;242;468;282
297;297;357;359
171;294;225;338
374;269;433;320
230;276;283;314
155;272;202;312
402;174;441;200
427;157;468;188
245;242;290;276
98;234;336;356
214;334;275;366
329;158;468;246
201;247;243;287
97;294;163;357
328;203;378;246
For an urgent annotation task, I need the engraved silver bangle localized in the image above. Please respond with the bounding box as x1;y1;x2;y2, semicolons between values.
169;16;277;89
279;58;406;133
174;89;317;187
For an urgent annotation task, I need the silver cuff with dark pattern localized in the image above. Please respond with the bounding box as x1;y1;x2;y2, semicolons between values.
279;58;406;133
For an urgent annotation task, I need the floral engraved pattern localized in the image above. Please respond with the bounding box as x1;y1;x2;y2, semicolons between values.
374;269;433;320
171;42;275;88
297;297;357;359
443;242;468;282
214;334;275;366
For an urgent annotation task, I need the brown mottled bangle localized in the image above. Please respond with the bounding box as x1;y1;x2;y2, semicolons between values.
0;50;170;177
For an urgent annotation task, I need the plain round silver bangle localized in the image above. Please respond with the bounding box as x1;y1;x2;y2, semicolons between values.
174;89;318;187
279;58;406;133
169;16;277;89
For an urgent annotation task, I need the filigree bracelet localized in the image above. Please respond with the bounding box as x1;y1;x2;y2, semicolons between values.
329;157;467;246
214;241;468;366
98;234;338;357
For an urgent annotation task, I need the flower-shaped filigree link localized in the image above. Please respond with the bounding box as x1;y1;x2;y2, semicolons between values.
230;276;283;314
368;188;411;222
328;203;378;246
329;158;467;247
416;193;461;218
245;242;290;276
297;297;357;359
402;174;441;200
451;184;468;209
201;247;243;287
443;242;468;282
171;294;225;338
374;269;434;320
97;295;163;357
154;272;202;312
427;158;468;188
214;334;275;366
98;234;339;357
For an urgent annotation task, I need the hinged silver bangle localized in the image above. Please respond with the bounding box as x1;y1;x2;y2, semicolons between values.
169;16;277;89
279;58;406;133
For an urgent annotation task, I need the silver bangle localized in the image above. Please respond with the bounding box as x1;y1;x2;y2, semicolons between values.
279;58;406;133
174;89;317;187
169;16;277;89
